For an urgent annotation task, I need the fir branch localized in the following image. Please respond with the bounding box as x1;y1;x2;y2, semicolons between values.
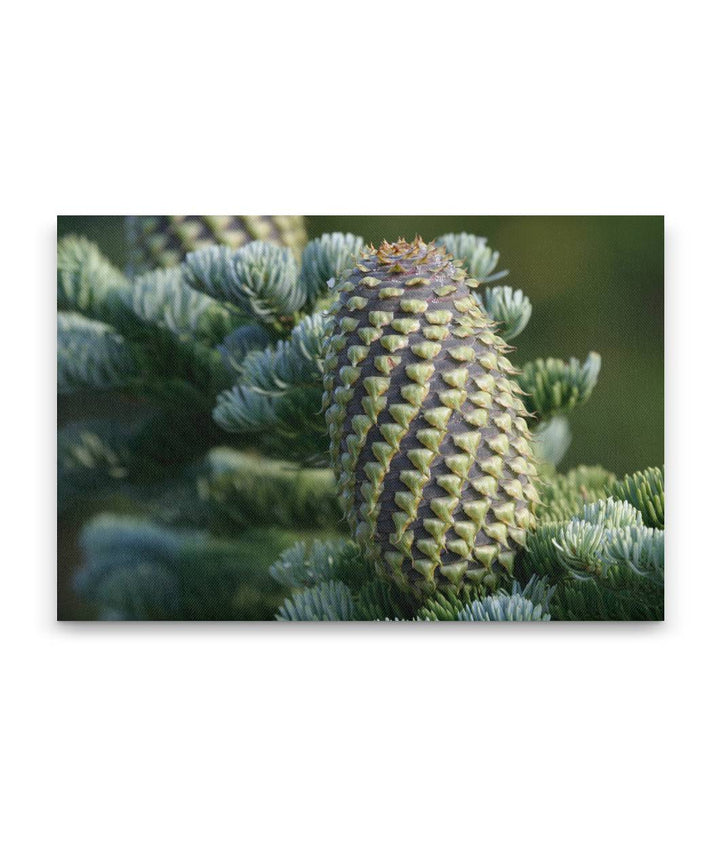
212;312;327;457
57;235;130;318
476;285;532;340
298;232;365;307
218;324;274;374
183;241;303;329
125;267;235;345
456;593;551;621
57;312;138;394
198;448;341;530
354;578;416;621
552;519;608;580
417;576;554;621
416;588;478;621
612;466;664;529
519;353;601;420
276;580;356;621
74;514;296;620
603;526;664;578
532;416;572;466
580;497;643;529
435;233;508;283
550;577;663;621
536;465;617;523
269;537;371;589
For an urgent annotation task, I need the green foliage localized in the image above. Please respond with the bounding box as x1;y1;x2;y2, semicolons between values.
276;580;356;621
126;215;308;274
183;242;303;330
198;449;340;530
456;593;550;621
523;494;664;620
612;466;664;529
75;514;297;620
435;233;508;283
532;416;572;466
519;353;601;421
57;234;129;318
476;285;532;340
125;267;235;345
218;324;273;373
212;312;327;458
580;497;643;528
416;588;477;621
354;578;416;621
298;232;365;306
552;519;609;579
536;464;617;523
58;421;133;508
269;538;371;588
57;238;233;409
419;576;554;621
603;525;664;577
57;312;137;394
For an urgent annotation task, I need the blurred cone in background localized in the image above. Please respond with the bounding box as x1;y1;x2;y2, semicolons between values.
125;215;307;274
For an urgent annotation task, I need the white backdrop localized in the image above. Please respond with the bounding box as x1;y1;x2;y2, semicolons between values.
3;1;716;853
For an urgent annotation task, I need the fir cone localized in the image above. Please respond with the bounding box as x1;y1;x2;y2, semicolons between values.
323;238;539;598
125;215;307;274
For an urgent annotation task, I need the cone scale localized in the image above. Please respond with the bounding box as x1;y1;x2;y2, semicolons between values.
323;238;538;598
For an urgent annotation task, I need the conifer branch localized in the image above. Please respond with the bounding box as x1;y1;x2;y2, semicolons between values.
57;312;138;393
435;233;508;283
198;448;341;530
183;241;303;330
298;232;365;306
276;580;356;621
612;466;664;529
476;285;532;340
532;416;572;466
519;353;601;420
74;514;299;620
57;235;130;318
456;592;551;621
218;324;274;374
125;267;236;345
269;538;369;589
212;312;327;457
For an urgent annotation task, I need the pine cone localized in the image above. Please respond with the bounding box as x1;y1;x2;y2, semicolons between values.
323;238;538;598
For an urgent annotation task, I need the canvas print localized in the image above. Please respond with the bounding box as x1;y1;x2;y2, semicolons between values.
57;216;664;621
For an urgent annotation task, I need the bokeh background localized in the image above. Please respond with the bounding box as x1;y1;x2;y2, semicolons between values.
57;215;664;616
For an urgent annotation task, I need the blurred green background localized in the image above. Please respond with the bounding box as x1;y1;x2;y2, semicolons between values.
58;215;664;475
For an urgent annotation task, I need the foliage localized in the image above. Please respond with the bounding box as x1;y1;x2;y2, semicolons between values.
183;242;303;329
198;449;340;530
612;466;664;528
276;580;356;621
435;233;508;283
74;514;299;620
298;232;366;306
57;312;137;394
519;353;601;421
456;593;550;621
212;312;327;458
476;285;532;340
532;416;572;467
